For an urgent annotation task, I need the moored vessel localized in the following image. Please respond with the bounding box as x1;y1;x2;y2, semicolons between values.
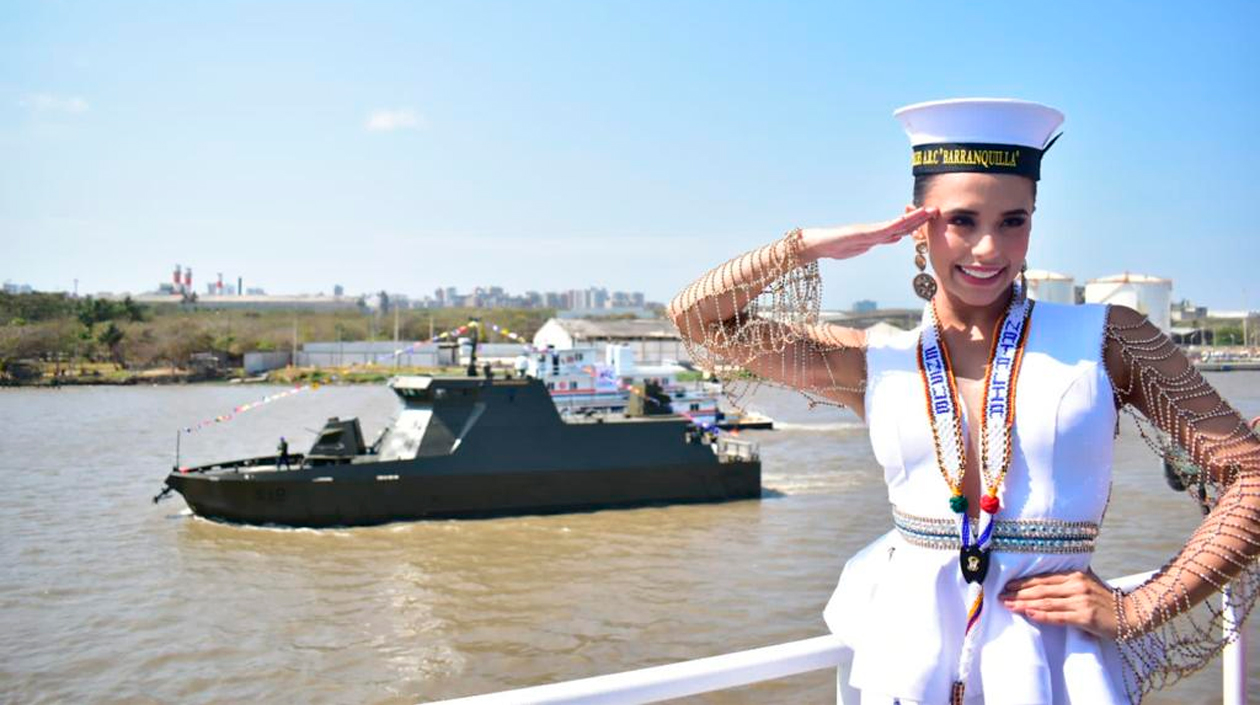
157;375;761;527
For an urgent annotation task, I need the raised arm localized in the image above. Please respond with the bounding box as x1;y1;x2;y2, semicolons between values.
666;207;938;415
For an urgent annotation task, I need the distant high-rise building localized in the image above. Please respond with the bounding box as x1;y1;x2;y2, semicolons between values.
853;299;878;313
567;289;590;310
334;284;344;297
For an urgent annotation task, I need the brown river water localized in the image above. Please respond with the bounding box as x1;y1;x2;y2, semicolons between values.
2;374;1259;704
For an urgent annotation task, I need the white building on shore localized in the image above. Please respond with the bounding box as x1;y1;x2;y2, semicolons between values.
532;318;686;364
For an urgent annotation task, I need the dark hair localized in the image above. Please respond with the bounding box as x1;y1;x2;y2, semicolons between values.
912;174;1037;207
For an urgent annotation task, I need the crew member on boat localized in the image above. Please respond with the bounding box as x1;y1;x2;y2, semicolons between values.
667;98;1260;704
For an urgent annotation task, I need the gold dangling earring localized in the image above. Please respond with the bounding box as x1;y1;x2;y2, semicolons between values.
913;240;937;301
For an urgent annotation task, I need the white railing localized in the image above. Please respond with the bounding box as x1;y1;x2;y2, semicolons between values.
716;437;758;463
428;570;1249;705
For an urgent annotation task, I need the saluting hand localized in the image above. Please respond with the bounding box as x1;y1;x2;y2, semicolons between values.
1000;569;1132;640
799;206;939;262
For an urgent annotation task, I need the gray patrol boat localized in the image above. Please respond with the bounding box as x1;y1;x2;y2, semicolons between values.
157;374;761;527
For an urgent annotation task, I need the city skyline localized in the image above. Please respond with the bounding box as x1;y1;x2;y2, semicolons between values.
2;274;657;311
4;2;1258;310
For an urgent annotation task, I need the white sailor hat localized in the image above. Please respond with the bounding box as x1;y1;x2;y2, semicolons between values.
893;98;1065;181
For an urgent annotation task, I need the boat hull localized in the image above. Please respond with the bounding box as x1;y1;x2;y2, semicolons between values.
168;460;760;526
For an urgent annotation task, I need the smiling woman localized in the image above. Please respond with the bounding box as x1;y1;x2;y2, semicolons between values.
911;173;1034;313
667;98;1260;704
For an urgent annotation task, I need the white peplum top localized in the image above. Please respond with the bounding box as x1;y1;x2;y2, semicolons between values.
823;300;1130;704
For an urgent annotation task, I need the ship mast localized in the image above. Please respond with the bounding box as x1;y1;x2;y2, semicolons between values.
465;318;480;377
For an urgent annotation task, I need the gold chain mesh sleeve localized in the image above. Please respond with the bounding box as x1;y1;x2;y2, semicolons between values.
1103;304;1260;701
665;228;866;411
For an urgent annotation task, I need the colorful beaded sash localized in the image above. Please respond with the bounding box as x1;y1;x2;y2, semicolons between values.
916;282;1034;705
893;508;1099;555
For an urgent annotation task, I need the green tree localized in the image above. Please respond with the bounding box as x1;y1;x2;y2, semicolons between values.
0;291;76;323
76;298;99;331
97;323;126;366
122;295;145;322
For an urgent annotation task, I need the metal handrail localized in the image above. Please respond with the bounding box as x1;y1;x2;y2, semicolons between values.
427;570;1248;705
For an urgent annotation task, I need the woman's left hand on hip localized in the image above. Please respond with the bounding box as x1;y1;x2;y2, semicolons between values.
999;569;1119;639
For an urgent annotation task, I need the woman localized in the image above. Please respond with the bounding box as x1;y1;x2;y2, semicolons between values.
667;98;1260;704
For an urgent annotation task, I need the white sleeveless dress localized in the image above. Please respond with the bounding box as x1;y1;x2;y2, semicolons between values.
823;301;1130;704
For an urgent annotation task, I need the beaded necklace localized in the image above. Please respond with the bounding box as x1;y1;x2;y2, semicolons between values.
916;282;1034;704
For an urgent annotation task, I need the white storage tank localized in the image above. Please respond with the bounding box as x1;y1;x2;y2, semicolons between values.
1024;269;1075;304
1084;273;1173;333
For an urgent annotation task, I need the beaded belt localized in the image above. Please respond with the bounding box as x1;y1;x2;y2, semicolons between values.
893;507;1099;554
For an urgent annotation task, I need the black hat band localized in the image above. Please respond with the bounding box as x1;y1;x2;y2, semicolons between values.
911;142;1044;180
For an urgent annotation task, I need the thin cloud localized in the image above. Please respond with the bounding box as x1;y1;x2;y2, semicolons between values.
365;108;423;132
18;93;90;114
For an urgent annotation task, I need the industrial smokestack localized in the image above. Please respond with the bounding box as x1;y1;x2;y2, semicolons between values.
216;272;224;296
184;267;192;290
238;276;243;297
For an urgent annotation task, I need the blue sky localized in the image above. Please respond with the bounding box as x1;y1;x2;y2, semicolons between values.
3;1;1257;309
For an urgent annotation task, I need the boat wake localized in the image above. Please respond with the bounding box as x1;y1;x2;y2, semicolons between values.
188;513;355;537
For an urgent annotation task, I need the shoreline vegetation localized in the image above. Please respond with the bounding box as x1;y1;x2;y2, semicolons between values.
0;291;560;387
0;291;699;387
0;362;487;387
0;360;713;387
3;291;1254;387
